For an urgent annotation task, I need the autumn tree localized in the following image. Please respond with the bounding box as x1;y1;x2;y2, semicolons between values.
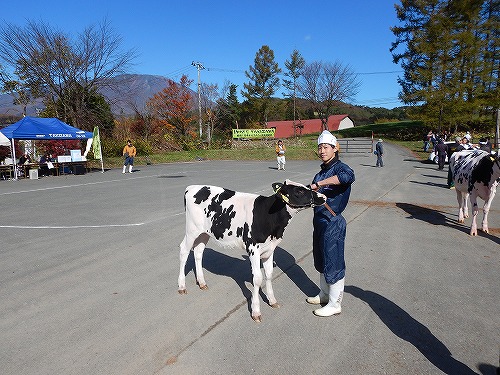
147;75;195;141
298;61;360;131
242;45;281;125
391;0;500;132
0;18;135;130
283;49;306;137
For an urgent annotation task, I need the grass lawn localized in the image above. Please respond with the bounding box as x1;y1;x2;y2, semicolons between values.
88;121;433;169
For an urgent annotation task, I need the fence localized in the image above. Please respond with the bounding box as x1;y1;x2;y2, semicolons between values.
337;138;373;153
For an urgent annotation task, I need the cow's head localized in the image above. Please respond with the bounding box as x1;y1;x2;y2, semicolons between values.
272;180;326;208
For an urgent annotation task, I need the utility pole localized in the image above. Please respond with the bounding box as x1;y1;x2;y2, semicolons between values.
496;108;499;153
192;61;205;138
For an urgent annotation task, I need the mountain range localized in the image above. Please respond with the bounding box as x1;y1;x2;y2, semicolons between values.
0;74;188;118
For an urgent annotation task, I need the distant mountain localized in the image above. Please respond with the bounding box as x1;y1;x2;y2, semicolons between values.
0;74;195;119
101;74;195;116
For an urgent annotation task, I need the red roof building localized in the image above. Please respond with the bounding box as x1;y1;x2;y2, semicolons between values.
267;115;354;139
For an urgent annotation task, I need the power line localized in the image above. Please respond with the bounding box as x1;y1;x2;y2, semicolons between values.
357;71;402;75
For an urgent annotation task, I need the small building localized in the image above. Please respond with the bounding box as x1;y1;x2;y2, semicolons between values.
267;114;354;139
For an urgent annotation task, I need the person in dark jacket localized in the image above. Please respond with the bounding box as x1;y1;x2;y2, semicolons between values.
375;139;384;167
306;130;355;317
478;138;492;153
435;138;448;170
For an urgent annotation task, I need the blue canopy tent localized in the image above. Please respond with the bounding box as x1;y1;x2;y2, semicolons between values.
0;117;93;179
1;117;93;140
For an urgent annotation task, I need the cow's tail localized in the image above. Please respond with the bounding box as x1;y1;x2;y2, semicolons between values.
183;188;189;211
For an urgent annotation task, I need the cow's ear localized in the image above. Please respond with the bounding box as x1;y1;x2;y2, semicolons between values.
272;182;283;193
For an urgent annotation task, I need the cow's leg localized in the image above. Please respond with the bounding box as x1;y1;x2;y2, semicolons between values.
262;253;279;309
193;233;210;289
178;232;209;293
462;193;469;219
469;192;479;236
456;190;469;223
480;189;496;234
178;235;191;294
249;251;263;322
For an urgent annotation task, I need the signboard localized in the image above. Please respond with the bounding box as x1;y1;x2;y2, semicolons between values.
232;128;275;139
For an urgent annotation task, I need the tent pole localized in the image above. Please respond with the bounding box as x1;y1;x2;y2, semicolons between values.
11;138;18;181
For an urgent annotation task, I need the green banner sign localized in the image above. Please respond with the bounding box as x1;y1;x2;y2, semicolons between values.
232;128;275;139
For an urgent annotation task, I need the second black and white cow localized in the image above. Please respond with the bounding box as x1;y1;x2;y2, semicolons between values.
450;149;500;236
178;180;326;322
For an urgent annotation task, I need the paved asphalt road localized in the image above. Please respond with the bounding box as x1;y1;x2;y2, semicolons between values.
1;142;498;375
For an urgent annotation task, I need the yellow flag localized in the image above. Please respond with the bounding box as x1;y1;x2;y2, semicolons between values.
93;127;101;160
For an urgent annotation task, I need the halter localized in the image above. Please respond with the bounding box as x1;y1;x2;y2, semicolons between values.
273;184;316;209
273;184;335;214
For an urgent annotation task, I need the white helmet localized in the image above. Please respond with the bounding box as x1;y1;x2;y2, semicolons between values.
317;130;337;146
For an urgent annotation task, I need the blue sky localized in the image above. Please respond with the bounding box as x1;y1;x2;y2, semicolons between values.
2;0;404;109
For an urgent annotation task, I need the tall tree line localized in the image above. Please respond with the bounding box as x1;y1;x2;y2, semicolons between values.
0;19;135;132
391;0;499;132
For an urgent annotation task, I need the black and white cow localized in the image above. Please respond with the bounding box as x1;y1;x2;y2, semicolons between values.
450;149;500;236
178;180;326;322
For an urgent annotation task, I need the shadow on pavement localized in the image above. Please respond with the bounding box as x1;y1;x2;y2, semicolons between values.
194;248;253;311
182;246;317;314
409;180;449;189
274;247;318;297
346;285;478;375
396;202;500;245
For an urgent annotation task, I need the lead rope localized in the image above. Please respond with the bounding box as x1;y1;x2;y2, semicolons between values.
323;202;337;216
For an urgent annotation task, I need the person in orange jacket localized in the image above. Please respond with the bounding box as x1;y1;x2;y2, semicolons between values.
122;139;137;173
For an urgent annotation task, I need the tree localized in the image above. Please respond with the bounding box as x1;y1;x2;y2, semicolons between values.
39;85;115;134
146;75;195;138
298;61;360;131
242;45;281;125
283;49;305;136
0;18;135;130
391;0;499;132
0;65;34;116
200;82;220;147
216;83;241;134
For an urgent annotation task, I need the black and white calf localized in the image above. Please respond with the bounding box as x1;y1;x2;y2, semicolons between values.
450;149;500;236
178;180;326;322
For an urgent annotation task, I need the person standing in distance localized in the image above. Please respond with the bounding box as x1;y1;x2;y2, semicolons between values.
122;139;137;173
307;130;355;317
375;138;384;167
275;139;286;170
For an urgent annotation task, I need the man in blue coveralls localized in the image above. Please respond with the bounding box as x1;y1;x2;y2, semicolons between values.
306;130;355;317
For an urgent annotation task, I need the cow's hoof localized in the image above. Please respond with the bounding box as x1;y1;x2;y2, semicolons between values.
270;303;280;309
178;289;187;294
458;219;465;224
470;231;478;236
199;284;208;290
252;315;262;323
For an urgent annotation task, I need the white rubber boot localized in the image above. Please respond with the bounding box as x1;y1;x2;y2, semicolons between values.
129;165;133;173
306;273;329;305
313;278;344;317
122;165;126;174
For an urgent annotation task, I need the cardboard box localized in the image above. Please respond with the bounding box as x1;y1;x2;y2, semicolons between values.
29;169;38;179
57;155;71;163
70;150;82;162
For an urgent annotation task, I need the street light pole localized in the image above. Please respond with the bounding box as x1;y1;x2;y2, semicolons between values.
192;61;205;138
